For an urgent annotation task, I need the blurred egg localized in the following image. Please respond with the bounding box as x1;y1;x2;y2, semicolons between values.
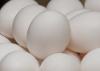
40;53;80;71
0;0;38;39
13;4;46;48
47;0;83;15
27;10;70;59
68;11;100;53
81;48;100;71
0;43;24;62
64;49;80;60
85;0;100;11
66;8;90;20
0;34;10;43
0;51;40;71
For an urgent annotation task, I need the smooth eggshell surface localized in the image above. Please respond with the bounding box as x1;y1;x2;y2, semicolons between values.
0;0;37;39
27;10;70;59
47;0;83;15
40;53;80;71
81;48;100;71
68;11;100;53
13;4;46;48
0;43;24;62
0;51;40;71
85;0;100;11
66;8;90;20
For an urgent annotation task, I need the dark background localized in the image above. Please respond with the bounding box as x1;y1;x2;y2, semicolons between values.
0;0;84;9
0;0;49;8
0;0;9;8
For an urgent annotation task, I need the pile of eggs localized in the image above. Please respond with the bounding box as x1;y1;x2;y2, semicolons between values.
0;0;100;71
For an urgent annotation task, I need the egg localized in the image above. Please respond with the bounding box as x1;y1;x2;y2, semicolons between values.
0;43;24;62
27;10;70;59
0;0;38;39
40;53;80;71
81;48;100;71
47;0;83;15
66;8;90;20
0;51;40;71
64;49;80;60
85;0;100;11
0;34;10;43
13;4;46;48
68;11;100;53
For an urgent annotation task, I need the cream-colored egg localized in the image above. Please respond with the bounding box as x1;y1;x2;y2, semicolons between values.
27;10;70;59
40;53;80;71
68;11;100;53
85;0;100;11
67;9;90;20
0;34;10;43
0;51;40;71
64;49;80;60
0;43;24;62
81;48;100;71
13;4;46;48
47;0;83;15
0;0;38;39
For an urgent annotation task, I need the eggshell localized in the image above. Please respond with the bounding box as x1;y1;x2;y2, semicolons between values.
64;49;80;60
81;48;100;71
0;51;40;71
47;0;83;15
0;43;24;62
0;34;10;43
0;0;37;39
85;0;100;11
13;4;46;48
66;9;90;20
68;11;100;53
27;10;70;59
40;53;80;71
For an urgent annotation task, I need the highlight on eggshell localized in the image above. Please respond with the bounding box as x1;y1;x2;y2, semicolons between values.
81;48;100;71
0;51;40;71
0;34;10;43
0;43;24;62
0;0;38;39
66;8;90;20
47;0;83;15
40;53;80;71
27;10;70;59
85;0;100;11
13;4;46;48
68;11;100;53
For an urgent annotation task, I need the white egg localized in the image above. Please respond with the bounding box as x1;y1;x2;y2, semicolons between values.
13;4;46;48
0;51;40;71
0;43;24;62
68;11;100;53
47;0;83;15
64;49;80;60
85;0;100;11
0;0;38;39
40;53;80;71
0;34;10;43
81;48;100;71
27;10;70;59
67;9;90;20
